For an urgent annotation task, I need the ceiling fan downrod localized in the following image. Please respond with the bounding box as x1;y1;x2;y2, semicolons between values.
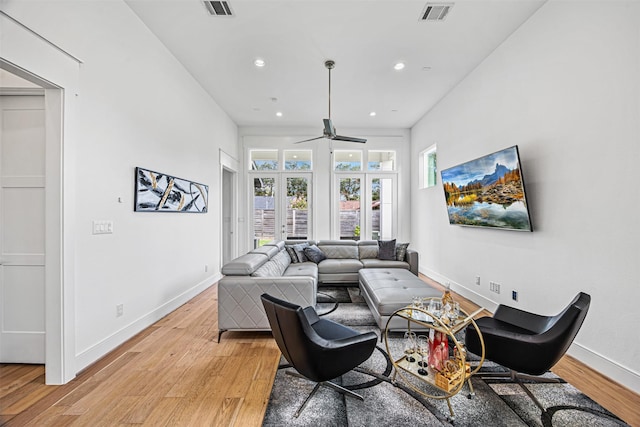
325;60;335;119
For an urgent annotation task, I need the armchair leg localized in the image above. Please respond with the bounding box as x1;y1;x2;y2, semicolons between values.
476;369;555;415
286;370;365;418
294;383;322;418
513;377;547;414
321;380;365;401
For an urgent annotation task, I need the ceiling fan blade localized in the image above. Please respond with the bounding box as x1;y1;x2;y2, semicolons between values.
332;135;367;143
293;135;325;144
323;119;336;138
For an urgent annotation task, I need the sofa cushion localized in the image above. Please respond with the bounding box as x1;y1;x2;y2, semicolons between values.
358;241;379;259
293;243;310;263
251;245;280;258
304;245;327;263
317;240;358;259
284;262;319;281
317;258;363;274
251;250;290;277
221;253;269;275
251;260;283;277
285;245;299;263
377;239;397;260
272;249;291;272
264;240;285;251
395;242;410;261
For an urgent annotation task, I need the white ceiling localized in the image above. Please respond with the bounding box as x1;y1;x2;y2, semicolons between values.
126;0;546;129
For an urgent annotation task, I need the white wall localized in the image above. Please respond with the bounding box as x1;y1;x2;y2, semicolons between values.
239;126;411;252
411;1;640;392
1;0;238;375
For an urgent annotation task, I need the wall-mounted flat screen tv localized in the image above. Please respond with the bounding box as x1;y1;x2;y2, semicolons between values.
441;145;532;231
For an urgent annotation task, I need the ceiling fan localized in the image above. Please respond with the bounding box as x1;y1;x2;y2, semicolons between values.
295;60;367;144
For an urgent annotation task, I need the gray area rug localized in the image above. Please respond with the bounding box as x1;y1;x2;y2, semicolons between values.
263;287;627;427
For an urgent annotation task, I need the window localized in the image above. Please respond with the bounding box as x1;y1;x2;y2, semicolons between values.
420;145;437;189
285;176;310;239
250;150;278;170
334;150;362;171
253;177;276;246
368;150;395;171
284;150;312;170
338;177;361;239
370;177;394;240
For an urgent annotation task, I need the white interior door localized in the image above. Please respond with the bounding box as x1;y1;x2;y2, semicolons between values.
0;95;46;363
222;167;236;265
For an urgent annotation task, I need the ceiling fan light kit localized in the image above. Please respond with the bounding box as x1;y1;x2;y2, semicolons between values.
294;60;367;144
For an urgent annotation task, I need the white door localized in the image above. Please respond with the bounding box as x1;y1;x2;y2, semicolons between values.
222;167;236;265
0;95;46;363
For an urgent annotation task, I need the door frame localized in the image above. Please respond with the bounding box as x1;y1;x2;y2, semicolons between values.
220;150;239;266
1;11;82;384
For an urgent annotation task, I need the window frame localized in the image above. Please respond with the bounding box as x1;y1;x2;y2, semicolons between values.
419;144;437;189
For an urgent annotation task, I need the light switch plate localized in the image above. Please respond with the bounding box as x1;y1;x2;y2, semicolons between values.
93;220;114;234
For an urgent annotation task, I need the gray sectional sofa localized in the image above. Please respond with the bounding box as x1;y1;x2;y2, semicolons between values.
217;239;417;339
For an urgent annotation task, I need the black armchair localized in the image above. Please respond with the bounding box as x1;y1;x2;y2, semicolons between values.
465;292;590;414
261;293;378;418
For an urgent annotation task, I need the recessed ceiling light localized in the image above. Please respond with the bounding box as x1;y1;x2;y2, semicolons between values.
254;58;266;67
394;62;405;71
276;111;283;117
369;112;377;117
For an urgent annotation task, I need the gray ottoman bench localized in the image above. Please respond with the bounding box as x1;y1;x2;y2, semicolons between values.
359;268;441;330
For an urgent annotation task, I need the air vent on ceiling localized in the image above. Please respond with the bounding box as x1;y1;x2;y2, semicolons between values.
204;1;234;17
420;3;453;21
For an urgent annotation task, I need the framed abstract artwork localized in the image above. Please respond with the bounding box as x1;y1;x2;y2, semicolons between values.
134;167;208;213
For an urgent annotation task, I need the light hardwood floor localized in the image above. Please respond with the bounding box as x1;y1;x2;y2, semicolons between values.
1;277;639;426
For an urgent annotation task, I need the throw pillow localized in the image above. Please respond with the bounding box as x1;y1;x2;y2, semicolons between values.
285;245;299;263
396;242;410;261
303;245;327;264
378;239;397;260
293;243;310;263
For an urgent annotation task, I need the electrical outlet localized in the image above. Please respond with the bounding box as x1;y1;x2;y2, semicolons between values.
475;276;481;286
205;264;208;272
116;304;124;317
512;290;518;301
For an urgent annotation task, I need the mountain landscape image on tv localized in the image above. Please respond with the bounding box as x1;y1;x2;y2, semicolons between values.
441;145;532;231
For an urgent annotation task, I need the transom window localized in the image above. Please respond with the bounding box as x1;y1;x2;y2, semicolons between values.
250;150;278;170
368;150;396;171
284;150;312;170
334;150;362;171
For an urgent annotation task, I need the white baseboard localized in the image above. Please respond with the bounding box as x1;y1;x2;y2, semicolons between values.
568;342;640;393
420;267;640;394
75;273;222;373
420;266;499;313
